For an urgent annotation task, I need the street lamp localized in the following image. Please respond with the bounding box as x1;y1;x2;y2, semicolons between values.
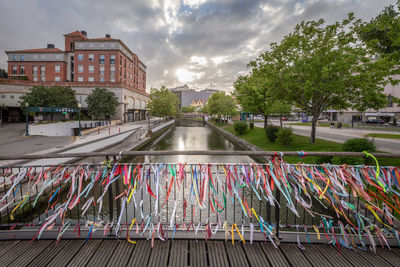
25;103;29;136
78;103;82;136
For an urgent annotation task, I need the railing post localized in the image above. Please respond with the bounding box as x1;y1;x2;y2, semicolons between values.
107;156;114;234
113;156;121;222
275;189;281;239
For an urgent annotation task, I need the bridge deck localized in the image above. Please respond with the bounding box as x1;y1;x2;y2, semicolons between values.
0;239;399;267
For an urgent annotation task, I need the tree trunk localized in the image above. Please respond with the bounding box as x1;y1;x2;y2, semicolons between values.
310;114;318;143
263;115;268;130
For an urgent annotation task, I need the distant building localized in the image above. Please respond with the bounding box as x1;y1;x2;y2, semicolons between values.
1;30;149;122
169;85;217;109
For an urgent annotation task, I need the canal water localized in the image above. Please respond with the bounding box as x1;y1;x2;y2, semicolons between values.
143;120;254;163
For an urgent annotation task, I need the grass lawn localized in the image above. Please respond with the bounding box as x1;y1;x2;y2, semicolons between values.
216;123;400;166
365;133;400;139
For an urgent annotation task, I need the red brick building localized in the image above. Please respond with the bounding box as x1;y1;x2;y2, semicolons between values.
2;31;149;122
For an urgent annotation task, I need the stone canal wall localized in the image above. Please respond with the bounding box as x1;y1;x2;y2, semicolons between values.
206;121;269;163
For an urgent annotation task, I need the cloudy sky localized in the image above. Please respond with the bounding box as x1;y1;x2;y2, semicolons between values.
0;0;396;92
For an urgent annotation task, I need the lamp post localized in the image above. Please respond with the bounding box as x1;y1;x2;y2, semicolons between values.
78;103;82;136
25;103;29;136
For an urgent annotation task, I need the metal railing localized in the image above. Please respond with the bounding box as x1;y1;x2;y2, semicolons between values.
0;150;399;247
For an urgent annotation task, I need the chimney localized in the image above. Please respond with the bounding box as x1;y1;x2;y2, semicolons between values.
81;30;87;37
47;44;55;49
105;34;111;38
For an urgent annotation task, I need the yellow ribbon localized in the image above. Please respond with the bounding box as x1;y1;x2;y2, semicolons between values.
319;179;330;199
312;225;320;239
231;223;245;245
363;151;385;192
11;194;29;220
127;218;137;244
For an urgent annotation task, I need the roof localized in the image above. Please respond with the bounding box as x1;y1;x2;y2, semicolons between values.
6;48;64;54
64;31;87;38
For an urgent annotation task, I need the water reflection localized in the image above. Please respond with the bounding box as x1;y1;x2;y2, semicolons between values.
145;121;254;164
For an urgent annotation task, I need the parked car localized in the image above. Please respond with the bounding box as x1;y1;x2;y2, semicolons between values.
280;117;288;121
362;119;385;124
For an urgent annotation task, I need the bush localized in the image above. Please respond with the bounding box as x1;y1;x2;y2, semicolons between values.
249;122;254;129
276;127;294;146
342;138;376;152
334;138;376;165
233;121;248;135
265;125;279;142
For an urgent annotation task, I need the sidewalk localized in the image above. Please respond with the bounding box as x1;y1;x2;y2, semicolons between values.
0;119;161;167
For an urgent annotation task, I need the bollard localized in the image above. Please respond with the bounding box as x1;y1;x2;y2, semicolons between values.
109;127;111;134
98;128;100;134
119;128;120;134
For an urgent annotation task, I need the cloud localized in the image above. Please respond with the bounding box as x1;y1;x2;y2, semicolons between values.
0;0;396;92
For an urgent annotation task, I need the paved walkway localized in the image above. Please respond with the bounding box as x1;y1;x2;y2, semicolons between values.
0;239;398;267
255;122;400;154
0;119;163;167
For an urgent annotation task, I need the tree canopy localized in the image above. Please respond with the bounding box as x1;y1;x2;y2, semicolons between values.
204;92;237;119
181;105;196;113
148;86;179;118
86;88;119;119
235;13;393;143
20;85;78;108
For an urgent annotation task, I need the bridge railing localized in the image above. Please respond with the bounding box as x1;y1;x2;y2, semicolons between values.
0;151;399;248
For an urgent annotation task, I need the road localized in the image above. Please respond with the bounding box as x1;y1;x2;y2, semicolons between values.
255;121;400;154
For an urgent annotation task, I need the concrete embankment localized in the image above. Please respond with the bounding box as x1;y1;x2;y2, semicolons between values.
206;122;269;163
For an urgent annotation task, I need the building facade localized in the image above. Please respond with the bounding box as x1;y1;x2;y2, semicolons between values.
2;31;148;122
170;85;217;109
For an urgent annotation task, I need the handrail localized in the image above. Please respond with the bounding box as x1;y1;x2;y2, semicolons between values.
0;150;400;160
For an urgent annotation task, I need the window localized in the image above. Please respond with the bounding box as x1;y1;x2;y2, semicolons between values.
120;55;122;65
110;54;116;64
12;66;17;75
110;66;115;75
78;54;83;61
89;54;94;62
88;65;94;73
40;66;45;75
55;65;60;73
33;77;38;82
41;77;45;82
110;77;115;82
20;55;24;61
100;77;105;82
78;65;83;73
20;66;25;75
99;54;105;64
388;96;393;107
124;59;126;68
55;76;61;82
32;66;38;75
88;77;94;82
12;55;16;61
78;77;84;82
100;66;104;75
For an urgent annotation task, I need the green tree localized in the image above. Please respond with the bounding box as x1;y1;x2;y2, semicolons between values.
205;92;236;122
148;86;179;119
256;14;392;143
181;106;196;113
234;72;291;130
20;85;78;121
86;88;119;119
